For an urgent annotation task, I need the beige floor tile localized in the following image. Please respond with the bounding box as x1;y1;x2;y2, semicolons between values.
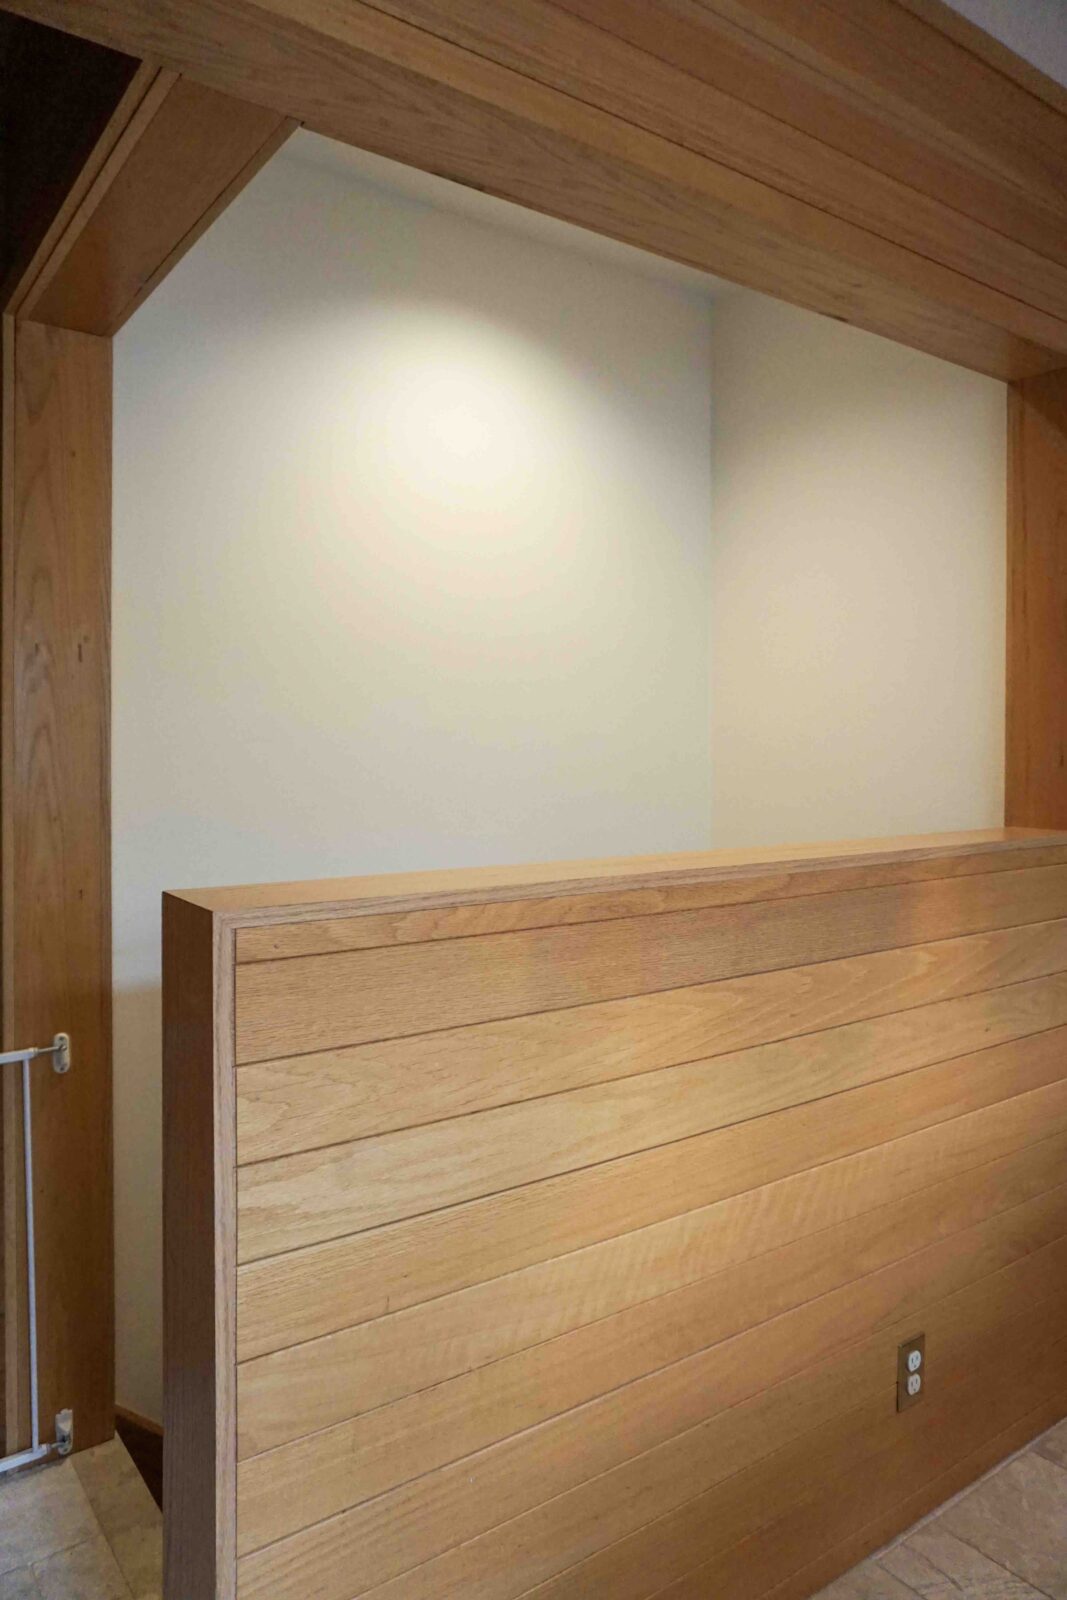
881;1525;1049;1597
0;1572;40;1600
72;1442;161;1600
1032;1415;1067;1472
33;1536;131;1600
0;1461;98;1572
937;1449;1067;1598
812;1559;919;1598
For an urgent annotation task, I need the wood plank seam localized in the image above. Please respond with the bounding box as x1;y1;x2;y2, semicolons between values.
234;960;1067;1170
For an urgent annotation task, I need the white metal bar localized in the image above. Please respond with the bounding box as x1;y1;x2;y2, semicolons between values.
22;1055;41;1454
0;1046;57;1476
0;1444;50;1478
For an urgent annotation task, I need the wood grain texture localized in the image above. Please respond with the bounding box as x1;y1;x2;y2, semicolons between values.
234;865;1067;1063
160;836;1067;1600
5;0;1067;375
348;1289;1067;1600
766;1383;1067;1600
234;841;1067;962
1007;368;1067;833
236;970;1067;1260
236;1085;1067;1460
2;319;113;1451
236;1026;1067;1365
236;1224;1067;1598
162;895;235;1600
238;1138;1067;1546
21;75;292;335
236;916;1067;1163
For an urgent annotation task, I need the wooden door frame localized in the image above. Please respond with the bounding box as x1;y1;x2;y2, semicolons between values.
0;30;290;1455
2;0;1067;1463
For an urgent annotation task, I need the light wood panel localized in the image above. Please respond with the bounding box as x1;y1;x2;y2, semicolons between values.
1007;368;1067;832
2;319;113;1451
234;864;1067;1062
237;969;1067;1259
236;1225;1067;1598
6;62;292;335
234;839;1067;962
162;895;236;1600
236;1025;1067;1362
238;1139;1067;1543
236;1087;1067;1458
767;1384;1067;1600
7;0;1067;376
352;1289;1067;1600
162;834;1067;1600
236;915;1067;1162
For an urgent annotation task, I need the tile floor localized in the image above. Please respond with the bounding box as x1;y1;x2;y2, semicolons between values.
816;1415;1067;1599
0;1438;161;1599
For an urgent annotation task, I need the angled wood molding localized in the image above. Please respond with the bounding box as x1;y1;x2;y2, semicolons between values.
5;58;294;335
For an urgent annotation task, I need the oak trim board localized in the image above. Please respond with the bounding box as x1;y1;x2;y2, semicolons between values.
162;896;236;1600
8;0;1067;376
1007;368;1067;832
6;61;294;336
2;318;114;1452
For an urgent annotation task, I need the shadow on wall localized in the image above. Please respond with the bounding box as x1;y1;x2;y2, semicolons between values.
113;983;164;1426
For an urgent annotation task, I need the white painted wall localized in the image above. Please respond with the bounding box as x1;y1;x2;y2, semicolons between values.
708;289;1006;848
112;139;715;1420
943;0;1067;88
113;131;1010;1422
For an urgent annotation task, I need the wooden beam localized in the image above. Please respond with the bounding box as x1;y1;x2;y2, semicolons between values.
1;316;114;1450
6;65;293;335
1007;369;1067;831
3;0;1067;375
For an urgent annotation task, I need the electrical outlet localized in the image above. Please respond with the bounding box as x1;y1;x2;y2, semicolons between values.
897;1333;925;1411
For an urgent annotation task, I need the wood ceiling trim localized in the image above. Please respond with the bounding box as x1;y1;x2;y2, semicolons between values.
2;0;1067;376
9;67;293;335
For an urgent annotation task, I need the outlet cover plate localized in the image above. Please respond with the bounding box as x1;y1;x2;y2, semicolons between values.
897;1333;925;1411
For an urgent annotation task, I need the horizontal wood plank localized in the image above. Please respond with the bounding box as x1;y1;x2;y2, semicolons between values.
237;917;1067;1162
236;844;1067;965
235;1220;1067;1596
317;0;1067;324
765;1387;1067;1600
515;1314;1067;1600
237;969;1067;1258
237;1113;1067;1462
347;1287;1067;1600
235;865;1067;1062
645;1352;1067;1600
237;1134;1067;1542
11;1;1067;376
185;833;1067;918
236;1028;1067;1363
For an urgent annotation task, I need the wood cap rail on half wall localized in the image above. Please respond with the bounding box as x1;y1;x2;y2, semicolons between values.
163;827;1067;1600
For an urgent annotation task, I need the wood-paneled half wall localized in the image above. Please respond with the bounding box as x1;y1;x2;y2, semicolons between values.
165;828;1067;1600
